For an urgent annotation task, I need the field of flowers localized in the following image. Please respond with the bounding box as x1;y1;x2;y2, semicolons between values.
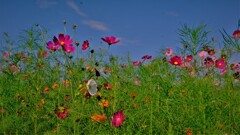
0;21;240;134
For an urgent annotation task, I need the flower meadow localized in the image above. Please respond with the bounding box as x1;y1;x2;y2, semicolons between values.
0;21;240;135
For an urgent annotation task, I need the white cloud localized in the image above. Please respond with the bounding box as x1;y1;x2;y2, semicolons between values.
66;0;87;17
81;20;108;31
36;0;57;8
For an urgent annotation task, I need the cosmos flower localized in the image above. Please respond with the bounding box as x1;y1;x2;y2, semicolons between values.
208;49;216;56
185;55;193;62
164;48;173;56
215;58;227;69
47;41;60;51
87;79;98;96
82;40;89;50
62;44;75;53
101;36;120;45
232;29;240;39
110;111;126;127
54;34;73;46
132;61;142;66
198;51;207;58
220;68;227;75
168;56;183;66
142;55;152;61
98;100;109;108
104;83;112;90
55;110;68;120
2;52;11;59
91;113;107;122
204;57;214;67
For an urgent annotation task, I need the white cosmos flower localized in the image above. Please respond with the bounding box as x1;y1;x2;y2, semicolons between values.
87;79;98;95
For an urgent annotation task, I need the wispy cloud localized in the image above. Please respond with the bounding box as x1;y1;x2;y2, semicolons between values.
36;0;57;8
165;11;179;17
81;20;109;31
66;0;87;17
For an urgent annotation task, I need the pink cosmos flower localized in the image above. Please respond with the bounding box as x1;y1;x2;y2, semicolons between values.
101;36;120;45
204;57;214;67
2;52;11;59
164;48;173;56
82;40;89;50
233;30;240;39
220;68;227;75
198;51;207;58
132;61;142;66
215;58;227;69
63;44;75;53
142;55;152;61
110;111;126;127
185;55;193;62
168;56;183;66
47;41;60;51
54;34;73;46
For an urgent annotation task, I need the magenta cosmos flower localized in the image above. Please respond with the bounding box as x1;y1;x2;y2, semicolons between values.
168;56;183;66
204;57;214;67
63;44;75;53
101;36;120;45
233;30;240;39
215;58;227;69
132;61;142;66
47;41;60;51
53;34;73;46
110;111;126;127
82;40;89;50
164;48;173;56
142;55;152;61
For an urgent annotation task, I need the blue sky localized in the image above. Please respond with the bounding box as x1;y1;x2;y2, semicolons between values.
0;0;240;60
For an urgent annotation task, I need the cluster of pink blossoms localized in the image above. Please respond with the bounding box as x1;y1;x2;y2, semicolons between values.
47;34;75;53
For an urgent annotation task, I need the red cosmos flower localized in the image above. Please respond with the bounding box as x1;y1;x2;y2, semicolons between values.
232;30;240;39
185;55;193;62
101;36;120;45
168;56;183;66
215;58;227;69
164;48;173;56
47;41;60;51
132;61;142;66
62;44;75;53
56;110;68;119
53;34;73;46
204;57;214;67
110;111;126;127
82;40;89;50
104;83;112;90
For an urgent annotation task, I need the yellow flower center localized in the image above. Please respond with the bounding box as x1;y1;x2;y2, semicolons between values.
174;61;178;65
117;118;121;122
60;41;65;45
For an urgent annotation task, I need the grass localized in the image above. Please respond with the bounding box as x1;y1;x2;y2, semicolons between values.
0;23;240;134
